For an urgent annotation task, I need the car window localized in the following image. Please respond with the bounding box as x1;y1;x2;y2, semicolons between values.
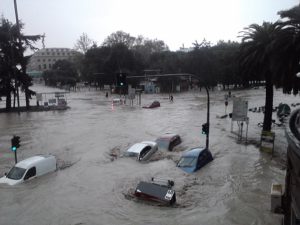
175;137;181;145
139;146;151;159
6;167;26;180
24;167;36;180
169;140;174;150
169;137;181;150
177;157;197;167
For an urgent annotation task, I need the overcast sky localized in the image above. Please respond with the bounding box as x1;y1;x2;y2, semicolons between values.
1;0;299;51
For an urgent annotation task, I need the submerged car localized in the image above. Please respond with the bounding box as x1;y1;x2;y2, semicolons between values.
142;101;160;109
134;178;176;205
112;98;123;105
156;133;181;151
0;155;57;185
124;141;158;161
177;147;213;173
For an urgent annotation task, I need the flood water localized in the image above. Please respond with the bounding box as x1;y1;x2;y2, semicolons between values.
0;85;294;225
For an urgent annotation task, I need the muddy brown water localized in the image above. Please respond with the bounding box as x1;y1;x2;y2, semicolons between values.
0;86;293;225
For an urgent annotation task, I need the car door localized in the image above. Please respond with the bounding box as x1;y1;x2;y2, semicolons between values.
23;167;36;181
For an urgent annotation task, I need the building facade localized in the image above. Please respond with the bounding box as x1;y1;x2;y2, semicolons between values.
27;48;80;77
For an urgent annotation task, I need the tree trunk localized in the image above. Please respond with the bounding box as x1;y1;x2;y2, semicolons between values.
5;89;11;110
25;88;30;110
263;73;273;131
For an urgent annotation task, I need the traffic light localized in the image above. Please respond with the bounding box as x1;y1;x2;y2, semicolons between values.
11;136;21;151
116;73;127;87
202;123;209;135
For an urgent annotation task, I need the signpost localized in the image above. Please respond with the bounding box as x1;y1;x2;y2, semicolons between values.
231;97;249;142
232;97;248;121
128;86;136;106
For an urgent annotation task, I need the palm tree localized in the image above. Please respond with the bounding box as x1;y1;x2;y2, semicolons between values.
239;22;280;131
273;5;300;95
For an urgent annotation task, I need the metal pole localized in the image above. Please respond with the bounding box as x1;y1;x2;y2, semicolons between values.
204;86;210;150
14;150;17;164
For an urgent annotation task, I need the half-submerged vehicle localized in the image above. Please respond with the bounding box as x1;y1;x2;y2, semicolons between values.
156;133;181;151
0;155;57;185
124;141;158;161
142;101;160;109
177;147;213;173
134;178;176;205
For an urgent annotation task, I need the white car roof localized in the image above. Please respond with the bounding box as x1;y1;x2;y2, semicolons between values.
16;155;52;169
127;141;156;154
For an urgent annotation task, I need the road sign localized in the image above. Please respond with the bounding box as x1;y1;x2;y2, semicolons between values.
128;87;136;100
232;97;248;121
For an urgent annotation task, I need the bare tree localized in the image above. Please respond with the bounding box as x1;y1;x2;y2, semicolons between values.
74;33;95;54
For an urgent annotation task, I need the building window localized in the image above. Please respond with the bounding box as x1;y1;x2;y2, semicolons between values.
48;58;51;62
49;64;52;68
43;64;47;69
37;59;40;62
57;52;60;55
38;65;41;70
62;52;65;56
43;59;45;62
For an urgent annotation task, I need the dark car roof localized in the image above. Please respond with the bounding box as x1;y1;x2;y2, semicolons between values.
182;147;206;157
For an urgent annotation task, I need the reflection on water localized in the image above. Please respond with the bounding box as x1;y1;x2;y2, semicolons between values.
0;86;288;225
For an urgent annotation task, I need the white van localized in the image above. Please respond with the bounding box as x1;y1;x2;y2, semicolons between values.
0;155;57;186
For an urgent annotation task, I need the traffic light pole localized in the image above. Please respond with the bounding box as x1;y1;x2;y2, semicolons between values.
14;150;17;164
11;135;20;164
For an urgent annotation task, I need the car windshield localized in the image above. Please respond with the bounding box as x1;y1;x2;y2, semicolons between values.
6;167;26;180
177;157;197;167
139;147;151;159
